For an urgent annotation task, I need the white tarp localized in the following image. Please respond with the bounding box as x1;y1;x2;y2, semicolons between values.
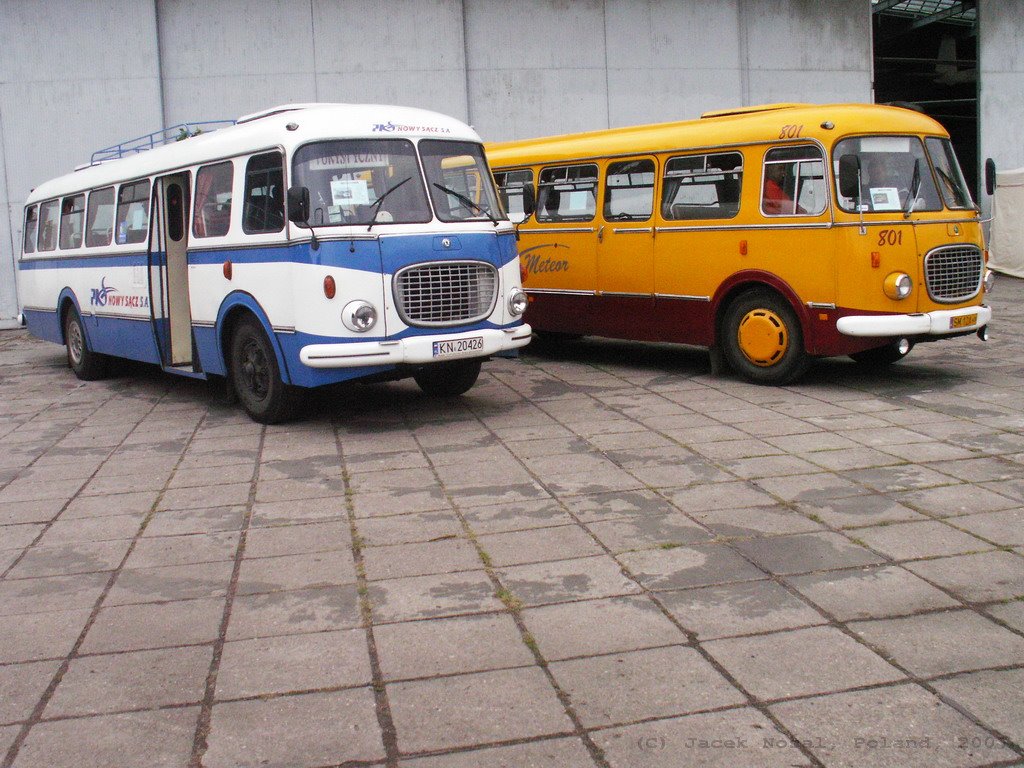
989;167;1024;279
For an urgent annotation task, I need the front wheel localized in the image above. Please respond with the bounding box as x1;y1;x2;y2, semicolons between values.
721;290;809;385
414;359;482;397
64;307;109;381
850;339;914;366
229;317;297;424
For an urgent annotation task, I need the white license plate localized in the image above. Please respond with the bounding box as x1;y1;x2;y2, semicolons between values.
432;336;484;359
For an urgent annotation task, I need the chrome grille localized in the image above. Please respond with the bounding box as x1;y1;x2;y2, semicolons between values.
394;261;498;327
924;245;983;304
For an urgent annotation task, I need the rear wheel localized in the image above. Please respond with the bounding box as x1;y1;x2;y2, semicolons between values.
229;317;297;423
850;339;914;366
63;307;109;381
721;290;809;385
414;359;482;396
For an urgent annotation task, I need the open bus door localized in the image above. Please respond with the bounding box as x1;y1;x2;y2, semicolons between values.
149;173;196;370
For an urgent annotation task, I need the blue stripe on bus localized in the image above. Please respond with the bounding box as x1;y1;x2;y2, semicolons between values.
18;231;520;273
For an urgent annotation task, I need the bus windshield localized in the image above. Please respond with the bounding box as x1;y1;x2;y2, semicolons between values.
925;137;974;210
292;139;432;226
419;139;503;223
834;135;942;213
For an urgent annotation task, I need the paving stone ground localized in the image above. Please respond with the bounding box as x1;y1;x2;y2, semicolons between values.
1;279;1024;768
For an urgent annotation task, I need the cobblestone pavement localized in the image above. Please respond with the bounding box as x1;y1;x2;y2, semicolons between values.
2;280;1024;768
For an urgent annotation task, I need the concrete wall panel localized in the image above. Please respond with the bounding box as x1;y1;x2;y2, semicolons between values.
313;0;467;118
607;68;745;127
979;0;1024;226
157;0;317;125
0;0;162;324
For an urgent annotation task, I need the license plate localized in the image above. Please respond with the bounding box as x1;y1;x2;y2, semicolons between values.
950;313;977;329
432;336;484;359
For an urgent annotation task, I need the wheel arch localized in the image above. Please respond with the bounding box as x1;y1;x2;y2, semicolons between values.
711;271;810;350
215;292;293;385
57;289;85;346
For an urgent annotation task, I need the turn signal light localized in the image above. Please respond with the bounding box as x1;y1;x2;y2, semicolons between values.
520;260;529;285
323;275;336;299
222;261;232;280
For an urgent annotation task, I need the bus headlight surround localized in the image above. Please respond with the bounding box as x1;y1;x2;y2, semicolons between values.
508;289;528;317
983;269;996;293
883;272;913;301
342;300;378;332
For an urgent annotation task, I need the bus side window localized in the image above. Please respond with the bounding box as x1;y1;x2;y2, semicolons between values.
59;194;85;250
86;186;115;247
662;152;743;221
604;159;654;221
537;164;597;222
116;180;151;244
494;169;535;220
23;205;38;255
194;161;234;238
243;152;285;234
37;200;60;252
761;145;826;217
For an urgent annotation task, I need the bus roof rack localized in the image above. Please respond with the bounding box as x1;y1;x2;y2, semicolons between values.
700;103;811;119
89;120;236;165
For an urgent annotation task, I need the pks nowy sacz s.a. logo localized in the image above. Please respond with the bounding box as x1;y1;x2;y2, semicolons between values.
89;277;149;309
89;277;117;307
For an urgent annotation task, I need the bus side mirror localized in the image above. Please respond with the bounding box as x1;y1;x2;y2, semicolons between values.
287;186;310;224
522;188;536;218
838;154;861;200
985;158;997;197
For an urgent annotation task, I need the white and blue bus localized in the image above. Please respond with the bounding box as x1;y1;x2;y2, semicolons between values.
17;104;531;422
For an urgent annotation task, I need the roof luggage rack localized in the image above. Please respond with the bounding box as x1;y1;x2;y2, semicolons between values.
89;120;236;165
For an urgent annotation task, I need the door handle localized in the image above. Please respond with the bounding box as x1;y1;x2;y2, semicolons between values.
597;225;604;243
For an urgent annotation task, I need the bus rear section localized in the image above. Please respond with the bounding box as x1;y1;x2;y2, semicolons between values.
489;103;992;385
17;104;531;423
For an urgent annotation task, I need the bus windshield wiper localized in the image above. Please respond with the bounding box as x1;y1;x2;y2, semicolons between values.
903;159;922;219
432;183;498;226
365;176;412;231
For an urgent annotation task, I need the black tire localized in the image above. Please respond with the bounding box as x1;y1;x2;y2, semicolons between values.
414;359;482;396
721;289;809;385
229;316;297;423
850;339;914;366
63;307;109;381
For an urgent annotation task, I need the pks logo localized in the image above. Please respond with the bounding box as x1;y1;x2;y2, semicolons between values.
90;277;118;307
372;122;397;133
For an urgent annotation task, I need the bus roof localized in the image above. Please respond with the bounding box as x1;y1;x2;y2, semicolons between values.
486;103;950;169
27;103;481;204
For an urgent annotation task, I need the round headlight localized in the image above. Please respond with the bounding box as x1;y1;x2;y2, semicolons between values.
342;300;377;333
983;269;996;293
883;272;913;301
508;289;528;317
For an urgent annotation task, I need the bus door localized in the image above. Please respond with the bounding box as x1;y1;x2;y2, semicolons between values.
520;163;599;335
596;157;657;339
150;173;194;368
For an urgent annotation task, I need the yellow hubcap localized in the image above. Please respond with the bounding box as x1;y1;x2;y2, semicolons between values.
737;309;788;366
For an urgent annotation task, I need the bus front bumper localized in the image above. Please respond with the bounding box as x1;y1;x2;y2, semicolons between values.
299;325;532;368
836;305;991;337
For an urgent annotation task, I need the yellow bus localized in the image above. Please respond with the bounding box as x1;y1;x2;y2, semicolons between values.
488;103;994;384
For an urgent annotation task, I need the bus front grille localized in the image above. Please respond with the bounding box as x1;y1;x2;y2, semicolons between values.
924;245;983;304
394;261;498;327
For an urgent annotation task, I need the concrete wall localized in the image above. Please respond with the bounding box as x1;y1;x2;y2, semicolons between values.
0;0;163;327
0;0;872;324
979;0;1024;225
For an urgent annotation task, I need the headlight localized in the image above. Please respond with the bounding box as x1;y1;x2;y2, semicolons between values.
342;300;377;332
983;269;996;293
883;272;913;301
508;289;528;316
